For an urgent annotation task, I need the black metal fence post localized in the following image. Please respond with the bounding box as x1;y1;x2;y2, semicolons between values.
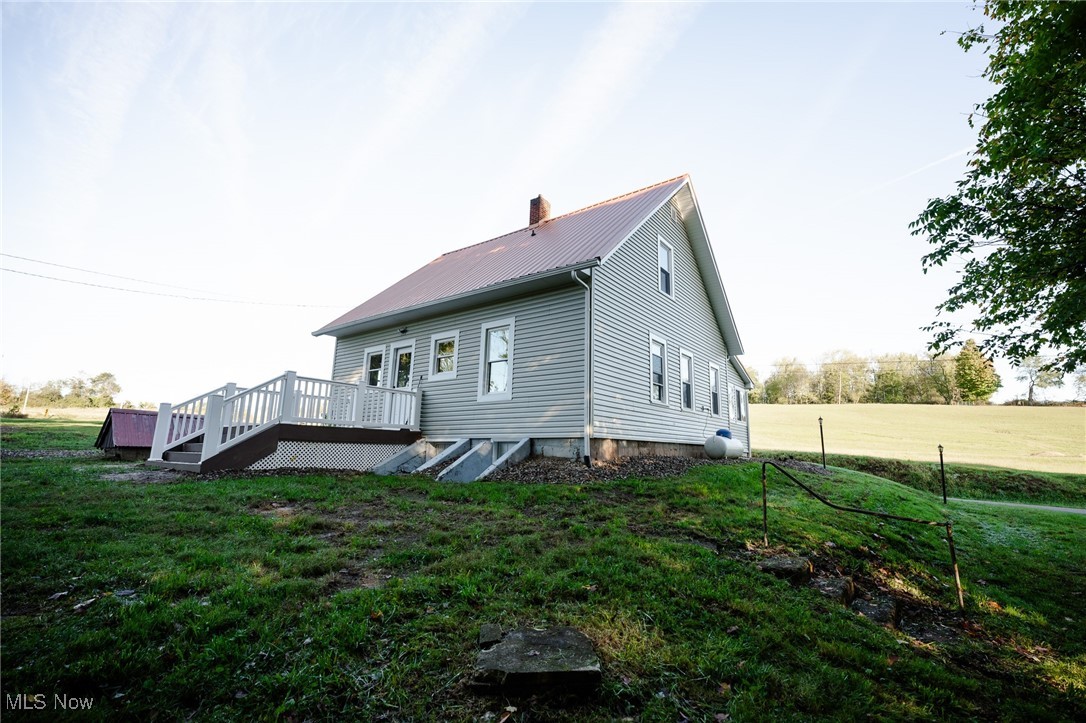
760;461;967;618
818;416;826;470
939;444;947;504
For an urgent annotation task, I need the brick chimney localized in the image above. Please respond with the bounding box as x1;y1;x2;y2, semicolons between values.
529;195;551;226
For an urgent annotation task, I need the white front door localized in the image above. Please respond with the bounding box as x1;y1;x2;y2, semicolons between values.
388;343;414;425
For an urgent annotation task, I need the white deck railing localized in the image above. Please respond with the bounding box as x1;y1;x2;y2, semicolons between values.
149;371;420;464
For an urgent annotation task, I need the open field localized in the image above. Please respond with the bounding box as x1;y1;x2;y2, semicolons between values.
763;451;1086;508
10;407;112;422
752;404;1085;475
2;421;1084;720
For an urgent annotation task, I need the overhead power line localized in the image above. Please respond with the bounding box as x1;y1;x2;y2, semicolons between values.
1;267;343;309
0;252;235;296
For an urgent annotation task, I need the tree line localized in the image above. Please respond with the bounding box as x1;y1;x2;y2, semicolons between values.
751;340;1006;405
1;372;123;413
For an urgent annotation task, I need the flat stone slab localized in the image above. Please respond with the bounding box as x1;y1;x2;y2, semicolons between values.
851;595;902;628
811;577;856;606
478;623;503;649
757;556;814;585
471;626;601;690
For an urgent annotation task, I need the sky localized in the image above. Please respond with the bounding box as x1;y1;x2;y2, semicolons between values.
1;1;1067;404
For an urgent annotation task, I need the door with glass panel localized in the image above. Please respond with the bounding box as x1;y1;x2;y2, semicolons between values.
388;344;414;425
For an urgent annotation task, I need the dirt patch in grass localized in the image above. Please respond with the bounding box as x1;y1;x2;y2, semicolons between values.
324;563;391;593
100;469;189;484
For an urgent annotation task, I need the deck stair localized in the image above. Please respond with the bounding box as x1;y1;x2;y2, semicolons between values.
158;442;205;471
148;371;422;474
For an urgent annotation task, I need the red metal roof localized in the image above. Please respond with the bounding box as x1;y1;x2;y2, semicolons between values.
95;408;159;449
315;175;689;337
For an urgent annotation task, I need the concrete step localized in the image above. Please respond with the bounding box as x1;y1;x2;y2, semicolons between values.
437;438;532;482
164;451;201;464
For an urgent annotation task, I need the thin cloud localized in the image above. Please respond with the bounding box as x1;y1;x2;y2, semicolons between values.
318;4;525;224
825;145;972;210
45;4;176;244
502;2;701;186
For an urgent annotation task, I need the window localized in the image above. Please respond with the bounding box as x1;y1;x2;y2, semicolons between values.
478;318;515;401
734;387;748;422
430;331;459;381
364;347;384;387
709;364;721;416
658;237;674;297
680;350;694;410
650;336;667;404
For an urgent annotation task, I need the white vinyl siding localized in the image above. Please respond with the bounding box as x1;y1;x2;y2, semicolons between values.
332;286;584;439
726;358;751;452
592;198;748;451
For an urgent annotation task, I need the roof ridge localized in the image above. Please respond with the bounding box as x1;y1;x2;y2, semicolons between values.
439;174;688;258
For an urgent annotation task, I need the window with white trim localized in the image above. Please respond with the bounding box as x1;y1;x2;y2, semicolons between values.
478;318;514;401
650;336;667;404
429;331;459;381
680;350;694;410
709;363;721;416
658;237;674;297
364;347;385;387
734;387;748;422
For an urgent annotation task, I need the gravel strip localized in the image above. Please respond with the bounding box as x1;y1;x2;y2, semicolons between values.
486;455;720;484
1;449;101;459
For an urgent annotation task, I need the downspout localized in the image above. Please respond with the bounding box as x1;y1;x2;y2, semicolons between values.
746;377;753;459
572;268;594;466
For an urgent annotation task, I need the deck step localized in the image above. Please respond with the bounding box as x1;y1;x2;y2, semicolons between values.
164;451;201;464
182;443;203;453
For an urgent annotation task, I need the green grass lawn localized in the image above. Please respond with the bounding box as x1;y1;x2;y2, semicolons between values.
1;415;103;450
764;451;1086;507
2;430;1084;720
752;404;1085;475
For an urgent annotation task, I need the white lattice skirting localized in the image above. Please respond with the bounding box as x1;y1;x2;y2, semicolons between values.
246;440;405;471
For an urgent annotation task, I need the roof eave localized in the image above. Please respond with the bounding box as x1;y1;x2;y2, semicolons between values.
599;178;747;359
676;182;746;357
313;259;601;338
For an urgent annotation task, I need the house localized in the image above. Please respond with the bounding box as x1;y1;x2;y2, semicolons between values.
314;174;753;468
95;408;158;460
146;175;751;478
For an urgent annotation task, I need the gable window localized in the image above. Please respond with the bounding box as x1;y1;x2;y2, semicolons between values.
709;363;721;416
478;317;515;401
430;331;459;381
658;237;674;297
650;336;667;404
680;350;694;410
734;387;748;422
364;347;384;387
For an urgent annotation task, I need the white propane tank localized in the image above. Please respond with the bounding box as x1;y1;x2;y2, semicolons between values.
705;434;744;459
